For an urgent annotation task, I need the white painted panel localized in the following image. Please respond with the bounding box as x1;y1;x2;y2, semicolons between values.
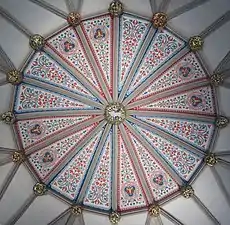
215;163;230;198
200;21;230;72
81;0;111;17
16;194;68;225
0;162;13;187
0;165;34;224
0;0;66;37
214;125;230;152
193;167;230;225
0;84;14;113
119;212;147;225
122;0;152;18
161;214;175;225
0;123;17;149
83;211;110;225
168;0;230;38
167;0;193;13
163;196;214;225
218;86;230;117
0;17;30;69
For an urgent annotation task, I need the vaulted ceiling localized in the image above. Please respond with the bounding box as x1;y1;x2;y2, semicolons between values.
0;0;230;225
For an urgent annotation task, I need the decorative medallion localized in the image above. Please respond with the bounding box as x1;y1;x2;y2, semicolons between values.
149;205;160;217
210;73;224;86
187;92;205;109
205;153;217;167
188;36;203;51
181;185;194;199
1;111;15;124
29;34;45;50
67;12;81;26
215;116;229;128
109;211;120;224
90;25;109;44
104;103;126;125
108;0;123;17
12;12;217;214
60;38;77;55
33;182;47;196
11;151;24;163
152;12;167;28
71;206;82;215
7;69;23;85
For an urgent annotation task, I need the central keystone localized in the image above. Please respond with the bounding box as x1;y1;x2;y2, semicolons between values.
104;103;126;125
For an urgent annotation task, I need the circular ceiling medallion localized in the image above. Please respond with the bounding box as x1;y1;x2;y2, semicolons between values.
104;102;126;125
13;10;218;214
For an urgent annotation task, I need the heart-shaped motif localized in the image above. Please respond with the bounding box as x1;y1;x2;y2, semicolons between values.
153;174;164;186
42;152;54;163
124;185;135;197
179;66;191;77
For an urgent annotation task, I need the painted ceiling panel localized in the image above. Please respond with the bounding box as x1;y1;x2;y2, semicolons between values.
15;115;93;149
0;0;230;224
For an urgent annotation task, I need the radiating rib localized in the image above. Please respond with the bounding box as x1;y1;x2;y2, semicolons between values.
168;0;210;20
159;0;171;13
160;208;184;225
43;47;108;105
222;81;230;89
215;151;230;157
149;0;157;14
5;193;36;225
126;80;209;110
0;147;17;153
127;116;205;156
0;157;12;167
211;167;230;208
0;77;7;86
26;115;104;156
46;120;107;183
77;123;112;202
218;158;230;167
145;214;163;225
65;0;76;12
193;195;220;225
0;45;15;71
65;213;76;225
124;120;184;186
0;163;20;202
119;123;153;203
199;10;230;39
75;0;84;13
74;214;85;225
23;77;104;110
28;0;68;19
128;110;216;122
214;50;230;74
15;109;104;122
117;27;155;103
48;208;70;225
112;125;118;211
0;6;32;37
